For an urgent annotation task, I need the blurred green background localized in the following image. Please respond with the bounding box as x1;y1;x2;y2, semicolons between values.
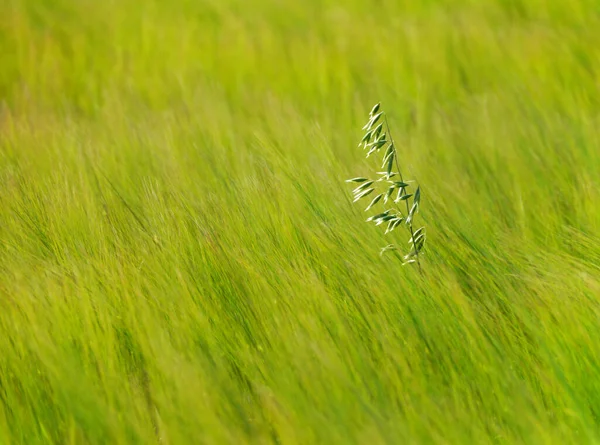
1;0;600;443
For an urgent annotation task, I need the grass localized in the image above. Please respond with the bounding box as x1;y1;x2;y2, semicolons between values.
1;0;600;443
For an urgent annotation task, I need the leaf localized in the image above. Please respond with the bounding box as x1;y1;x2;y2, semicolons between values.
362;111;383;131
415;236;425;252
409;200;419;216
370;111;384;126
382;144;394;163
409;229;426;251
384;217;402;232
370;103;381;116
365;193;383;211
406;231;425;256
403;250;417;260
386;153;395;175
359;131;373;146
366;139;387;158
405;202;418;224
385;219;396;233
385;217;404;233
402;259;417;265
380;244;397;256
414;186;421;205
392;181;410;188
352;180;374;194
367;137;386;148
375;137;387;148
376;215;396;225
353;188;374;202
346;177;368;183
392;217;405;230
383;186;394;203
366;147;377;157
409;232;425;247
381;147;394;168
412;227;425;238
388;155;394;173
381;144;394;171
373;123;384;137
397;193;413;201
366;210;391;222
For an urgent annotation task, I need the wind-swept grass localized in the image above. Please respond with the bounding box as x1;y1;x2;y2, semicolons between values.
1;0;600;443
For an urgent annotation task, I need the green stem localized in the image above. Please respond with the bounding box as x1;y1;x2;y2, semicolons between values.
383;113;423;276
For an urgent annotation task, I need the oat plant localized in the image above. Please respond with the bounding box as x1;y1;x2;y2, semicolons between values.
346;103;425;273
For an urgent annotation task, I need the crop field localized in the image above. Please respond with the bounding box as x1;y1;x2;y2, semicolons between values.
1;0;600;443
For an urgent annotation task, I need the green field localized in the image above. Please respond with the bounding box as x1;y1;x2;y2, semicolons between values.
1;0;600;443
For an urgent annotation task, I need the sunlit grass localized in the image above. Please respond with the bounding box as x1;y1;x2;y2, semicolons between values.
1;0;599;443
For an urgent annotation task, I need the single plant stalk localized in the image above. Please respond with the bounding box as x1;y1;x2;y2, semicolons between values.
346;103;426;274
383;115;423;275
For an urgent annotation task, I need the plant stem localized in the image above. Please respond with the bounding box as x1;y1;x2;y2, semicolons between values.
384;113;423;276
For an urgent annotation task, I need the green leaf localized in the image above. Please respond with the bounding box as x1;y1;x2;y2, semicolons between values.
381;151;396;169
353;188;374;202
383;186;394;203
370;111;384;126
409;229;426;251
365;139;388;158
409;232;425;246
381;147;394;167
370;103;381;116
397;193;413;201
412;227;425;238
365;193;383;211
405;202;418;224
346;177;368;183
406;233;425;255
359;131;373;146
382;144;394;162
367;136;387;148
363;111;383;131
414;186;421;205
380;244;397;256
376;215;396;225
391;181;410;188
386;217;404;233
366;210;391;222
404;250;417;260
375;137;387;148
410;200;419;214
352;180;374;194
386;153;395;174
373;123;383;137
